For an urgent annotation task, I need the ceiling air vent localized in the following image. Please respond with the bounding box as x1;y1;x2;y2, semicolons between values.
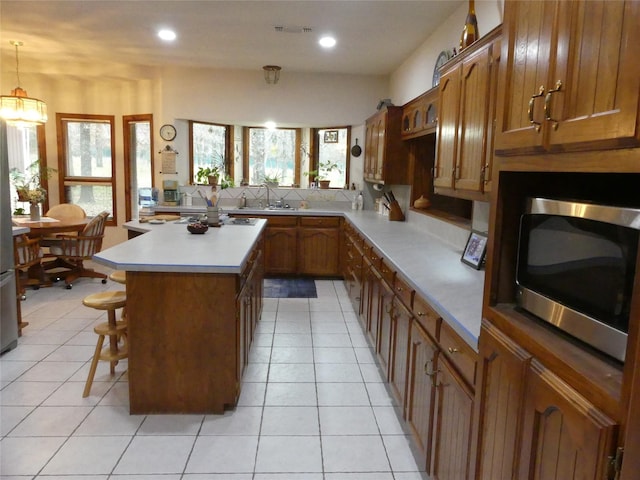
274;25;313;34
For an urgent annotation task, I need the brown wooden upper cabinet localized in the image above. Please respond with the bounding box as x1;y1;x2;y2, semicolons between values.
495;0;640;156
433;26;501;201
364;106;409;185
401;88;439;139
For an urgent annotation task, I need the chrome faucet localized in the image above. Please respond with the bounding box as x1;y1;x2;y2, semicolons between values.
259;183;272;208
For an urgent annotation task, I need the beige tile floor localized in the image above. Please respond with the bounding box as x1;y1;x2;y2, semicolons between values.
0;263;426;479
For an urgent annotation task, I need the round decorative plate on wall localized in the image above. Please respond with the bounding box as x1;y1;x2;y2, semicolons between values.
159;124;177;141
432;50;453;88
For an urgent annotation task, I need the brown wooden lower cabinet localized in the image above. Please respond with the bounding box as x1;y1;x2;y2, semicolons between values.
476;320;619;480
406;320;439;473
431;354;474;480
376;274;394;379
389;297;412;413
235;215;341;277
475;321;530;480
298;226;340;276
518;359;618;480
263;217;298;275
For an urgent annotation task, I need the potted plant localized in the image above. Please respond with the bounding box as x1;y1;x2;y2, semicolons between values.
10;160;57;218
196;165;222;186
305;160;341;189
220;174;235;189
262;172;281;188
194;152;225;185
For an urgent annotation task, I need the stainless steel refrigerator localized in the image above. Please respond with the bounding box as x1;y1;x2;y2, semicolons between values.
1;119;19;353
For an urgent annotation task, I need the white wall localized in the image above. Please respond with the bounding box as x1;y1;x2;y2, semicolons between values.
390;0;504;104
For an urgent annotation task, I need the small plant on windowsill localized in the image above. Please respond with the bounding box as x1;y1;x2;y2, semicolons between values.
305;160;341;189
262;172;282;188
220;174;235;190
10;159;57;204
194;153;225;186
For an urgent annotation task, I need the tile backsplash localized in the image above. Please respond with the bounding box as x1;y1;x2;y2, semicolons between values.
178;185;355;210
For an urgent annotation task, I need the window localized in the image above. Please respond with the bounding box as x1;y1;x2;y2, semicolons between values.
314;127;350;188
189;121;230;184
123;114;153;221
57;113;116;223
7;123;47;214
245;127;300;186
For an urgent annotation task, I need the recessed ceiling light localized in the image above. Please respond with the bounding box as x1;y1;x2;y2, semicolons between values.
265;121;277;130
319;36;336;48
158;29;177;41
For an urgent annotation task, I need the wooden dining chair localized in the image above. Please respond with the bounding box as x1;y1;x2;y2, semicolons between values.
41;204;87;249
14;234;43;300
45;203;87;221
43;211;110;289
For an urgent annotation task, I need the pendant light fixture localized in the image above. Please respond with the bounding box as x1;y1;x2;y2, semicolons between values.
0;41;48;125
263;65;282;84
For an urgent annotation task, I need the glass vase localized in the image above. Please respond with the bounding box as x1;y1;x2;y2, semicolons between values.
29;203;41;221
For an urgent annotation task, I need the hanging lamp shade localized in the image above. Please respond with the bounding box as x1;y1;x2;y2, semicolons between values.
0;41;47;125
0;87;48;124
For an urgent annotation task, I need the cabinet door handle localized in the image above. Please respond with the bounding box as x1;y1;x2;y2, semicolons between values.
447;347;459;354
544;80;563;130
528;85;545;132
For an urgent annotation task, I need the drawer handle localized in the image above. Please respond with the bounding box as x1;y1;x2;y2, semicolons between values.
417;311;426;317
396;287;403;292
447;347;459;354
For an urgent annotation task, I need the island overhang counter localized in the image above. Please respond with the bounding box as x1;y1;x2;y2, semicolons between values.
93;219;267;414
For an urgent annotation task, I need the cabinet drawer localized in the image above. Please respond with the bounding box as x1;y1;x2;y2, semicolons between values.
439;321;477;387
412;294;440;340
379;258;395;286
300;216;340;228
266;216;298;227
394;275;414;309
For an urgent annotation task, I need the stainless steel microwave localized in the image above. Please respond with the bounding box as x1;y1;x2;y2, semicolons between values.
516;197;640;362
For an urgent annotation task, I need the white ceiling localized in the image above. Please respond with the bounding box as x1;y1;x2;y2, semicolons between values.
1;0;464;77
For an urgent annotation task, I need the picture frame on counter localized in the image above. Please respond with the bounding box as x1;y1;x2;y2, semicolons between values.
461;230;488;270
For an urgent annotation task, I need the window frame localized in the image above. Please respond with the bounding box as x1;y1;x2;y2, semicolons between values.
243;126;302;186
310;126;351;188
123;114;154;222
188;120;233;184
56;113;117;226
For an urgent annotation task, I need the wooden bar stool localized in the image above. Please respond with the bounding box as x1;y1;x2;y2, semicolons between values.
109;270;126;285
82;290;127;397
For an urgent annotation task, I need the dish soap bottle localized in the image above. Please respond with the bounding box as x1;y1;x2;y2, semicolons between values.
357;191;364;210
352;192;358;210
240;192;247;208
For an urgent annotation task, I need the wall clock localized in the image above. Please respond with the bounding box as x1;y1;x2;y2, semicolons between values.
432;50;453;88
159;124;177;141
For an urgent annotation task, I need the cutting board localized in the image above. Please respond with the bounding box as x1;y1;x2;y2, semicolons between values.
139;214;181;223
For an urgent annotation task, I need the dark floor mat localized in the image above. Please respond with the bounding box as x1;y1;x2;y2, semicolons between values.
263;278;317;298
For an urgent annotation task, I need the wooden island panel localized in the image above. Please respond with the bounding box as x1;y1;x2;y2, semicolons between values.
126;270;243;414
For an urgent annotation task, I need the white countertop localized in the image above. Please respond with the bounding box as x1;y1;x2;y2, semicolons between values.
12;225;30;236
94;219;267;274
113;209;484;348
344;211;484;349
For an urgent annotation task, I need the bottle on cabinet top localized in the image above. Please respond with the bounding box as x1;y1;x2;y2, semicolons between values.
460;0;479;51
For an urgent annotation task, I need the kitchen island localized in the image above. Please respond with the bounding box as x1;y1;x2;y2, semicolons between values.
94;219;266;414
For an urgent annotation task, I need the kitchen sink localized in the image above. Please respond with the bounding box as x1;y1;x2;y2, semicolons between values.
226;217;259;225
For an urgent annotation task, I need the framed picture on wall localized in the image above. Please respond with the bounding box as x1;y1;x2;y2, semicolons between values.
323;130;339;143
461;230;488;270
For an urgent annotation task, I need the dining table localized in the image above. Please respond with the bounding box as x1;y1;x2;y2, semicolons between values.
12;216;91;287
12;216;90;237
